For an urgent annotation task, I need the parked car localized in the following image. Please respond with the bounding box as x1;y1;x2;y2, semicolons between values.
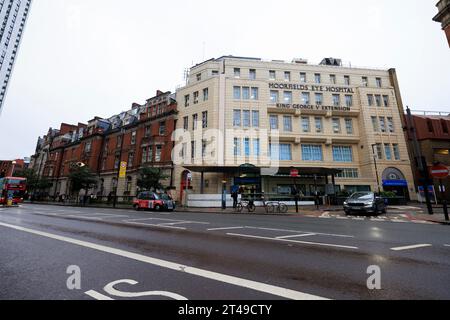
133;192;175;212
343;192;387;215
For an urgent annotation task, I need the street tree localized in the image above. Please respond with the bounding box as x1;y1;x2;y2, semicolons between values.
137;167;169;192
15;169;53;193
68;165;98;194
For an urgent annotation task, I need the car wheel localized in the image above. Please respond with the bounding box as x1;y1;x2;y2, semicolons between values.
154;205;161;212
133;204;140;211
344;210;351;215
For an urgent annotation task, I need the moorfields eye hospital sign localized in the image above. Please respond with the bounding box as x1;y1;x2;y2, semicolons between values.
269;83;354;112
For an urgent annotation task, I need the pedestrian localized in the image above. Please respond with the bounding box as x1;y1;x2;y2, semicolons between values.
231;185;239;209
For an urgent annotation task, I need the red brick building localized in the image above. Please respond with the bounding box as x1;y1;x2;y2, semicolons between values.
406;112;450;201
434;0;450;47
32;91;177;199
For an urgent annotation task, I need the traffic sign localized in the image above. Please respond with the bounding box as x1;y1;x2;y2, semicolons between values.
290;169;299;178
430;164;449;179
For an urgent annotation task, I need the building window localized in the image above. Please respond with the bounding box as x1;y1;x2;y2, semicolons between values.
427;120;434;133
145;125;151;137
196;73;202;81
379;117;386;133
283;116;293;132
300;72;307;83
131;131;137;145
244;138;251;157
362;77;368;87
159;121;166;135
372;116;379;132
234;68;241;78
315;73;321;84
387;117;395;133
283;91;292;103
183;117;189;131
332;94;340;106
249;69;256;80
142;147;147;164
333;146;353;162
345;119;354;134
184;94;190;107
441;120;449;134
84;141;92;153
253;139;261;156
203;88;209;101
233;86;241;100
242;87;250;100
332;118;341;134
393;144;401;160
315;117;323;133
212;70;219;76
336;168;359;179
233;110;241;127
252;111;260;127
368;94;374;106
374;144;383;160
376;77;382;88
280;144;292;161
114;155;120;169
284;71;291;82
269;70;276;80
344;75;350;86
330;74;336;84
270;115;279;130
117;135;123;148
243;110;251;128
147;146;153;162
193;91;199;104
302;117;311;133
383;95;389;107
375;95;382;107
202;111;208;128
192;114;198;130
234;138;241;156
270;90;279;103
385;144;392;160
315;93;323;105
345;95;353;107
127;153;134;167
302;145;323;161
191;141;196;160
302;92;310;105
251;87;259;100
435;148;450;156
155;146;162;162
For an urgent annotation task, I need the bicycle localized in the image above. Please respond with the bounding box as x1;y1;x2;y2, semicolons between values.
236;200;256;213
262;200;289;214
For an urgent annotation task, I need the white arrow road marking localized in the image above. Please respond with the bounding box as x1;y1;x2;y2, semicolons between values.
0;222;328;300
85;290;114;300
391;244;432;251
103;279;188;300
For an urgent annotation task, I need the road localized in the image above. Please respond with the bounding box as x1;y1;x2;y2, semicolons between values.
0;204;449;300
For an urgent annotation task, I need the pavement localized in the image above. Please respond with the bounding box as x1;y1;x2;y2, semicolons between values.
0;203;449;300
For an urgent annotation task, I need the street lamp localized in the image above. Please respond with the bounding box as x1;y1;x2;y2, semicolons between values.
371;144;382;195
10;161;17;176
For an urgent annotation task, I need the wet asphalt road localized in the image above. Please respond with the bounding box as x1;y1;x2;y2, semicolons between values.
0;204;449;300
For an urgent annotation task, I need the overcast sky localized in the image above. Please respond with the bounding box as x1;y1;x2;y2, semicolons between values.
0;0;449;160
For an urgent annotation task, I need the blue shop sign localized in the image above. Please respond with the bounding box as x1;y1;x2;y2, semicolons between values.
383;180;408;187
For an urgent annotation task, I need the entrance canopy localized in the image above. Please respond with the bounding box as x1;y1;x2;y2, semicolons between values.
183;165;341;177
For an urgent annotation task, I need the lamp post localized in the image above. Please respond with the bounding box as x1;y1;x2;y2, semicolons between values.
10;161;17;176
371;144;382;195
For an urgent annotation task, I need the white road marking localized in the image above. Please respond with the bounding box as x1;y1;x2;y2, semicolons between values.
444;245;450;247
85;290;114;300
276;234;316;239
207;227;245;231
244;226;354;238
227;233;359;250
391;244;432;251
125;222;187;230
0;222;328;300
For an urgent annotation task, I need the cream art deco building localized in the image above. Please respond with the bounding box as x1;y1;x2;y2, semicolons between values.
173;56;417;205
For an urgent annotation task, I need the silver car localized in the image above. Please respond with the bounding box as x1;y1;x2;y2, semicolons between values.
344;192;387;215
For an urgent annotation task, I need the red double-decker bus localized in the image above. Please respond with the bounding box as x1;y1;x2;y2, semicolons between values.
0;177;27;205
